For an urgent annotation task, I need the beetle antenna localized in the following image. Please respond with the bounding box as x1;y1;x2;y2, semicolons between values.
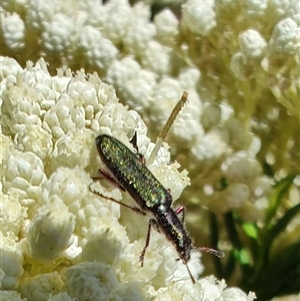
148;91;188;165
197;247;225;258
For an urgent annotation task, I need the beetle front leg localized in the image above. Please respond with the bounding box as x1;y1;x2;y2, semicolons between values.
139;218;159;267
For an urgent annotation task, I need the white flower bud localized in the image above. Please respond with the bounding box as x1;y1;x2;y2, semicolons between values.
154;8;179;46
225;183;250;208
41;14;73;53
20;272;64;300
222;151;262;182
222;287;256;301
40;167;90;214
238;29;267;60
1;13;25;51
50;129;94;170
43;97;85;140
0;233;24;290
14;124;53;161
244;0;268;17
2;84;42;135
0;191;27;237
26;0;56;31
178;67;201;90
201;103;222;128
0;291;26;301
182;0;216;36
269;18;300;55
102;1;131;44
141;41;172;75
66;262;119;301
26;202;75;261
2;150;47;207
106;57;141;91
77;25;118;70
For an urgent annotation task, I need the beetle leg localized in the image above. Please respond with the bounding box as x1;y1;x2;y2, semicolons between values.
174;205;185;223
130;131;138;150
89;185;146;216
130;132;146;164
92;168;126;191
139;218;159;266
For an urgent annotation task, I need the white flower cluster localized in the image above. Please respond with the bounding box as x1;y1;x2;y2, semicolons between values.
0;57;255;300
0;0;298;298
1;0;298;164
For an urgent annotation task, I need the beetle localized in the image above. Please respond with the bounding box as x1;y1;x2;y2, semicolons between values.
91;133;224;283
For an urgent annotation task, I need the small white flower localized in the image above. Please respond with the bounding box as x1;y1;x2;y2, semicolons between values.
50;128;94;170
190;128;228;163
123;17;155;56
47;292;76;301
26;0;57;31
201;103;222;129
287;0;300;24
77;25;118;70
66;262;119;301
14;124;53;161
117;234;164;283
148;77;184;129
238;29;267;61
221;287;256;301
41;14;73;53
154;8;179;46
43;96;85;140
63;234;81;262
122;70;157;112
268;0;291;18
0;191;27;237
114;281;148;301
171;250;203;283
221;151;262;182
141;41;172;75
1;13;25;51
178;67;201;90
20;272;64;301
198;276;227;299
83;1;107;29
0;56;23;80
236;199;266;222
224;118;253;150
224;182;251;209
244;0;268;17
40;167;90;215
80;224;128;265
269;18;300;55
102;1;131;44
2;150;47;208
0;290;26;301
182;0;216;36
0;233;24;290
95;102;136;138
25;202;75;261
170;90;203;146
105;57;141;91
2;83;42;135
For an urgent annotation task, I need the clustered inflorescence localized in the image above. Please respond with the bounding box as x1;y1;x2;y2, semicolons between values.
0;0;299;300
0;57;256;301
